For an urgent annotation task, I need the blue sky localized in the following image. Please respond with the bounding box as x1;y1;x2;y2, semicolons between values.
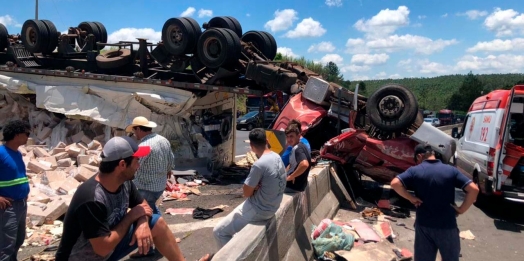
1;0;524;81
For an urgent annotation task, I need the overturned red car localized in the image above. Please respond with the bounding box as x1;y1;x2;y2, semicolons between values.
269;77;456;184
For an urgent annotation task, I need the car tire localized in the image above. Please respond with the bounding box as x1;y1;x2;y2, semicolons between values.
21;19;49;53
367;84;419;132
196;28;240;69
162;17;197;55
247;124;254;131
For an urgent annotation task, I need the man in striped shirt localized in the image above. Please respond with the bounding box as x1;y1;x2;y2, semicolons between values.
125;116;175;258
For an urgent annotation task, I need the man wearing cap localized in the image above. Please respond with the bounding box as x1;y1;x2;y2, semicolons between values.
124;116;175;258
56;136;210;261
390;144;479;261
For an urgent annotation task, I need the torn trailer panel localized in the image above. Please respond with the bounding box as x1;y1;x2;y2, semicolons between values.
0;72;238;173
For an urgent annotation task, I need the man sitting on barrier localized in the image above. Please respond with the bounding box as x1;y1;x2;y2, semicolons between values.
213;128;287;250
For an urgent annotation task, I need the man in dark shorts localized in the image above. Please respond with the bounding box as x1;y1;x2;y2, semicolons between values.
391;144;479;261
55;136;210;261
284;122;311;193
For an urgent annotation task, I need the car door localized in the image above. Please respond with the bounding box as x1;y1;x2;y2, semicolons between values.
456;115;475;178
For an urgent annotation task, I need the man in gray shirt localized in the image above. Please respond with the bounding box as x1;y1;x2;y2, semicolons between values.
213;128;286;249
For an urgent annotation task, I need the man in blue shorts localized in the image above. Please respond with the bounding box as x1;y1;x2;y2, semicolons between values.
0;120;31;261
391;144;479;261
55;136;210;261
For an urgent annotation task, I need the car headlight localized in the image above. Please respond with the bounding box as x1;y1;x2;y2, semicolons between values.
240;120;246;123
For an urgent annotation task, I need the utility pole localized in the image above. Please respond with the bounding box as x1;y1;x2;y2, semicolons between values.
35;0;39;20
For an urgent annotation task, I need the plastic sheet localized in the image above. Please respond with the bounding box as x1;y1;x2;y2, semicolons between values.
311;222;355;256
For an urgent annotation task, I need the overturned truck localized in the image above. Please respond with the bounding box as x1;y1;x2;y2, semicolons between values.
0;16;455;181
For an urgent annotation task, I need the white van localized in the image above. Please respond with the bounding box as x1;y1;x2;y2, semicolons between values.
453;85;524;203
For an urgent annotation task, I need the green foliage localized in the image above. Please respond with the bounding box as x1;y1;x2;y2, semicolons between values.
323;62;344;84
357;81;367;95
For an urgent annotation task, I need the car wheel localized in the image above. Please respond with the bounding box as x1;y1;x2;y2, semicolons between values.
367;84;419;132
247;124;254;131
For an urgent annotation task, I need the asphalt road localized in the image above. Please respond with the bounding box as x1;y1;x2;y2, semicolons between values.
234;130;250;158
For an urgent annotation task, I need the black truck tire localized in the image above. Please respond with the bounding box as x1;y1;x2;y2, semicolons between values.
197;28;240;69
367;84;419;132
93;22;108;49
207;16;240;37
241;30;273;60
0;23;8;51
181;17;202;54
40;20;59;54
162;17;197;55
78;22;102;46
259;31;277;60
96;48;132;69
21;19;49;53
224;16;243;38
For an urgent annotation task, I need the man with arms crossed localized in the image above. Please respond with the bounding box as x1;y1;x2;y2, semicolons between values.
391;144;479;261
0;120;31;261
55;136;209;261
284;122;311;193
213;128;286;249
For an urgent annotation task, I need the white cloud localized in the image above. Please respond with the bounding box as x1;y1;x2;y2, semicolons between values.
375;71;388;78
325;0;343;7
467;38;524;53
349;74;370;81
180;7;196;17
484;8;524;37
354;6;410;38
345;38;369;54
246;13;251;17
351;53;389;65
0;15;22;28
264;9;298;32
455;54;524;74
108;28;161;46
457;10;488;20
198;9;213;18
366;34;458;55
397;59;449;75
284;18;327;38
389;74;401;79
441;13;448;18
277;47;298;58
418;15;427;19
308;41;336;53
341;64;371;73
319;54;343;66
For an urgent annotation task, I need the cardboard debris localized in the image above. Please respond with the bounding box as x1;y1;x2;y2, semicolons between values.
459;230;475;240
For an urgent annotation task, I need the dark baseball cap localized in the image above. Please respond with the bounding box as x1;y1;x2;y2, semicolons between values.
414;144;433;162
101;136;151;162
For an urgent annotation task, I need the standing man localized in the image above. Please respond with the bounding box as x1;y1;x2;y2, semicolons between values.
390;144;479;261
213;128;286;249
284;122;311;193
281;119;310;167
125;116;175;258
0;120;31;261
55;136;210;261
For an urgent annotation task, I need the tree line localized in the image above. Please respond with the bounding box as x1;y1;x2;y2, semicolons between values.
274;53;524;113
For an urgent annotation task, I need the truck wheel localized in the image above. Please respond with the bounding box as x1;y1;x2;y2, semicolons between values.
197;28;240;69
92;22;108;49
96;48;132;69
241;31;273;60
224;17;243;38
367;84;418;132
40;20;59;54
220;118;231;140
21;19;49;53
259;31;277;60
181;17;202;54
0;23;8;51
207;16;241;37
78;22;102;47
162;18;197;55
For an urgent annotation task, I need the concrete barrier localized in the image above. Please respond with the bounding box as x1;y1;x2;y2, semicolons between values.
437;123;461;132
212;164;339;261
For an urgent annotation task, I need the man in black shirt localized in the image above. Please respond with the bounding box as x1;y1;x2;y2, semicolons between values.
55;136;210;261
284;121;311;193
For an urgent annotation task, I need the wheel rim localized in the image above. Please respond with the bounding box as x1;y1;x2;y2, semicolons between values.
25;26;38;48
203;36;222;61
379;95;404;118
168;25;184;47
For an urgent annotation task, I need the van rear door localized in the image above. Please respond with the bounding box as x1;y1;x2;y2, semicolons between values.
494;85;524;202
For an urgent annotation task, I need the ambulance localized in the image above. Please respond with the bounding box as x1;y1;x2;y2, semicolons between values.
453;85;524;203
